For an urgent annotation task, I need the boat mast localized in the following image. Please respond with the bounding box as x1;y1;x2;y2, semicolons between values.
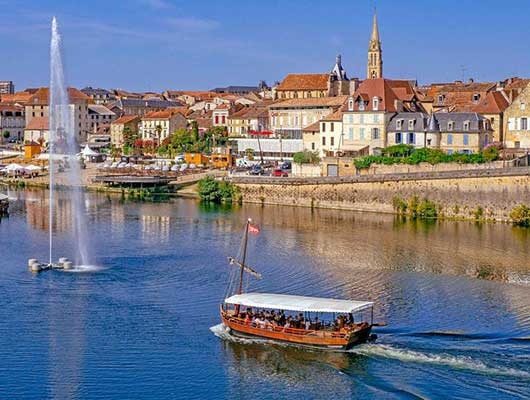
237;219;250;296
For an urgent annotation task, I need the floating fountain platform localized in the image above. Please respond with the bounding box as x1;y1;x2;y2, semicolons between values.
28;257;73;273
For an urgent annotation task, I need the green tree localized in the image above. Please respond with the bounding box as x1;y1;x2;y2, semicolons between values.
3;130;10;140
510;204;530;227
293;150;320;164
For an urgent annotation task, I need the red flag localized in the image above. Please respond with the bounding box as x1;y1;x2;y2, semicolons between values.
248;224;260;235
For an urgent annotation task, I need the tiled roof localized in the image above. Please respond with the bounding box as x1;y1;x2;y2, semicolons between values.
277;74;329;91
229;106;268;119
27;87;90;105
460;91;509;114
196;117;213;129
321;109;343;121
142;111;177;119
270;95;348;109
167;106;191;117
25;116;49;130
88;104;116;116
112;115;140;125
110;98;181;108
0;91;33;104
302;121;320;132
350;79;416;112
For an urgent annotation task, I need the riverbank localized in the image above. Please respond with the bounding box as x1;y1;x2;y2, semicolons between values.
231;167;530;224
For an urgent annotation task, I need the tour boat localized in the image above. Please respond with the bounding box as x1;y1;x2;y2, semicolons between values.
220;219;377;350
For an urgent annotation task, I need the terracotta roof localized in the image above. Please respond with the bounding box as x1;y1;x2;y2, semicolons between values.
321;109;343;121
277;74;329;91
229;106;268;119
302;121;320;132
504;77;530;90
350;79;416;112
112;115;140;125
196;117;213;129
0;91;33;104
270;95;348;108
167;106;191;117
142;110;176;119
459;91;509;114
27;87;91;105
0;104;23;112
215;103;231;110
25;116;49;130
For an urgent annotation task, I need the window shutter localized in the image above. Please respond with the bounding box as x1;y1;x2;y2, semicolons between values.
508;118;515;130
516;118;521;130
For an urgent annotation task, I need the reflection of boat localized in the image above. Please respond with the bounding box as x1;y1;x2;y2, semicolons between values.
220;219;377;350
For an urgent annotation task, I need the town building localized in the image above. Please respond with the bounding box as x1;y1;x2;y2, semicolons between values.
88;104;116;134
302;121;321;154
342;78;422;154
317;110;343;157
25;87;91;142
386;112;436;148
503;81;530;149
430;112;492;154
140;111;187;144
110;115;140;148
211;85;261;95
367;14;383;79
81;87;117;105
227;106;269;136
269;96;348;139
212;104;231;127
24;116;49;145
0;81;15;94
233;138;303;161
0;104;25;142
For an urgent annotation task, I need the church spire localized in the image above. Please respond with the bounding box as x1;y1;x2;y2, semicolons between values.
367;11;383;79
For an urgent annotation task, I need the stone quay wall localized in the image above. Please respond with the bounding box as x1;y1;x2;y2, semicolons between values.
231;167;530;221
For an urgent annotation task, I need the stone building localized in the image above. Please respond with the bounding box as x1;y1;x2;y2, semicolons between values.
25;87;91;143
81;87;116;105
140;111;187;143
108;98;181;117
0;104;24;142
88;104;116;134
317;110;343;157
503;81;530;149
432;112;492;154
110;115;140;148
227;106;269;137
387;112;436;148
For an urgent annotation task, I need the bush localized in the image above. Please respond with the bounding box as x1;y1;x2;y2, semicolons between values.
293;150;320;164
382;144;414;157
392;196;408;214
417;199;438;219
198;177;239;203
510;204;530;227
471;206;484;220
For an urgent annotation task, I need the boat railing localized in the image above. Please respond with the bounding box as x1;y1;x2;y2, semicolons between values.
224;314;350;339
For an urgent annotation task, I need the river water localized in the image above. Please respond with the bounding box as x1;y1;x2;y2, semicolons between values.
0;189;529;399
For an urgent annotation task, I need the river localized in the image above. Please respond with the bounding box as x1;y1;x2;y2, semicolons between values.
0;188;529;399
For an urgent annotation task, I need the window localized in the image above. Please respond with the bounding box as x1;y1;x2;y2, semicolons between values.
473;93;480;102
448;121;454;131
447;149;453;155
372;128;380;139
348;114;353;123
373;114;379;123
330;122;334;131
331;137;335;146
359;114;364;124
520;101;526;110
508;118;515;131
437;95;444;104
447;134;453;145
396;119;403;130
522;118;528;130
348;127;353;140
463;134;469;145
408;132;415;144
463;121;470;131
215;115;219;124
311;143;315;150
359;127;365;140
395;132;402;144
322;122;326;132
373;97;379;111
359;101;365;111
322;137;326;146
408;120;415;130
348;99;354;111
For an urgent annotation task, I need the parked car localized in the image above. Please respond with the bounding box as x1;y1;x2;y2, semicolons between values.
272;168;288;177
280;161;291;170
249;165;265;175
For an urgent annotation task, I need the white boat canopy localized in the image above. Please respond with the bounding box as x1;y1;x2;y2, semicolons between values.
225;293;373;314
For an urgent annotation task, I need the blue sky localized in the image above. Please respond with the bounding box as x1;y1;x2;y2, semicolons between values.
3;0;530;92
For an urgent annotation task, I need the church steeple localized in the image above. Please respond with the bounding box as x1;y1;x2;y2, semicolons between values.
367;12;383;79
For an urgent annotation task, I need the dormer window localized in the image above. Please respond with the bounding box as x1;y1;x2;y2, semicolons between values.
448;121;454;131
473;93;480;103
358;101;365;111
396;119;404;130
373;97;379;111
438;95;445;104
463;121;470;131
408;119;415;130
348;98;354;111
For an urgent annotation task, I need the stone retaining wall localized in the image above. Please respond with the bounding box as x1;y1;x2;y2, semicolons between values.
232;167;530;221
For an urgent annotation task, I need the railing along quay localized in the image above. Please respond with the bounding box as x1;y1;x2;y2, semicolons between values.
230;166;530;185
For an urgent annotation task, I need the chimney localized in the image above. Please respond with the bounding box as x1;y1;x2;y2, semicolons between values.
468;78;474;84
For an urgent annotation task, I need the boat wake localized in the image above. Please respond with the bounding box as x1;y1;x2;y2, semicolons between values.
210;323;280;346
62;264;105;273
351;344;530;378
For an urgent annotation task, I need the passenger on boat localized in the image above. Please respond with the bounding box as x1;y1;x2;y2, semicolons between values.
304;318;311;330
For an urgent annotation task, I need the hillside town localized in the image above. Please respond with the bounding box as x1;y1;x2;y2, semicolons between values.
1;13;530;179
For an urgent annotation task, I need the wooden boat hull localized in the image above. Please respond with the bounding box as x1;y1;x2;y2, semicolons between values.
221;309;372;350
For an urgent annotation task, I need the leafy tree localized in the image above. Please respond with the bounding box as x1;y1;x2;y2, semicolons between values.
510;204;530;227
3;130;10;139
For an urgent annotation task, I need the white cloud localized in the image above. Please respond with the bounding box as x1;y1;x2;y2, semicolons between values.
166;16;220;32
